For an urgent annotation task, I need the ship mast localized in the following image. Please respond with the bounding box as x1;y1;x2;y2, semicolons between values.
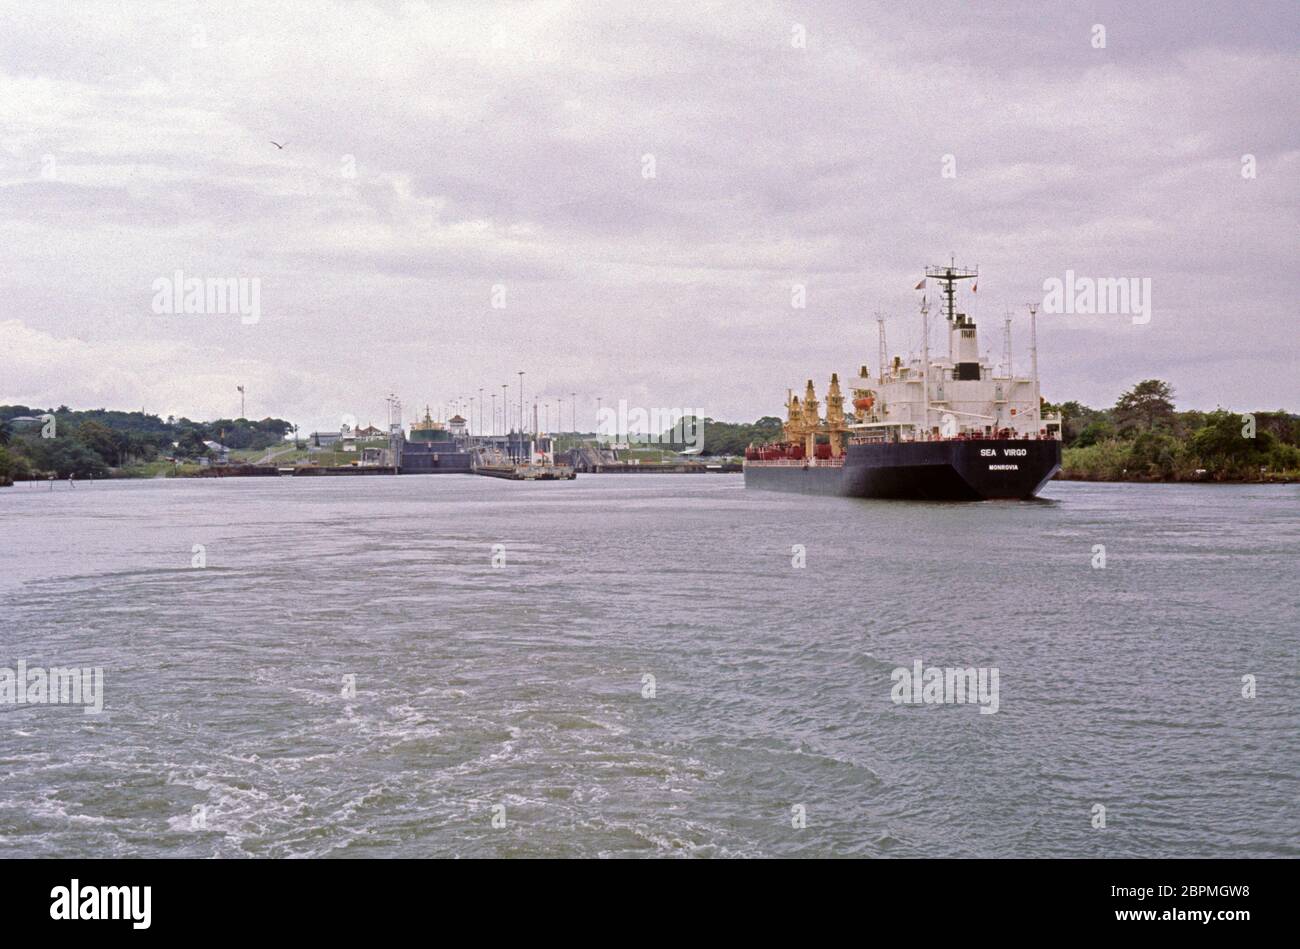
1002;309;1013;380
1027;302;1040;429
926;257;978;325
925;258;978;363
874;312;887;382
920;295;931;436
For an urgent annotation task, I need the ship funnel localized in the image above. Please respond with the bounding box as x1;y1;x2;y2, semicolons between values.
952;312;981;379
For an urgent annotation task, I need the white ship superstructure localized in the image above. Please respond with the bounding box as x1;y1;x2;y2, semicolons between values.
851;264;1061;444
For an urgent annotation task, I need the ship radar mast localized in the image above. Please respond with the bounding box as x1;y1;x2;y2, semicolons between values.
925;258;978;327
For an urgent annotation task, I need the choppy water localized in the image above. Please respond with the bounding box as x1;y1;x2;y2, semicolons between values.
0;475;1296;858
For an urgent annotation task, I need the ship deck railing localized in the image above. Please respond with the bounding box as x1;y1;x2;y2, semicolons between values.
848;432;1062;446
745;457;846;467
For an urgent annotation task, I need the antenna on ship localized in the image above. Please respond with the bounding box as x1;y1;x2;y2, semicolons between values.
1002;308;1013;379
924;259;978;327
920;295;932;435
874;312;887;381
1025;302;1040;428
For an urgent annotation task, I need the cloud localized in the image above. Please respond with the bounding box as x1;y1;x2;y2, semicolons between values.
0;0;1297;429
0;319;338;424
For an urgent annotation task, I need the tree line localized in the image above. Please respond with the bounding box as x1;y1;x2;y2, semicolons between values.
3;386;1294;483
0;406;292;483
1048;380;1299;481
650;416;783;456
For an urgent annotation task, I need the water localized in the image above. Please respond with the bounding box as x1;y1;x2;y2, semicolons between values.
1;475;1296;858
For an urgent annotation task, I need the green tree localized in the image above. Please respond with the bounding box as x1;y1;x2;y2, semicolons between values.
1255;410;1300;446
1074;419;1116;448
23;438;109;478
0;445;30;485
1190;410;1274;478
75;420;120;466
1129;430;1183;478
1114;379;1175;436
1046;399;1115;447
175;429;209;458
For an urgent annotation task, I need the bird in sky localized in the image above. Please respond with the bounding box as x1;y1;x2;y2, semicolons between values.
270;140;286;149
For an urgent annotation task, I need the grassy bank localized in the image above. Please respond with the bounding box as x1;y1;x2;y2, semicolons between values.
1059;440;1298;483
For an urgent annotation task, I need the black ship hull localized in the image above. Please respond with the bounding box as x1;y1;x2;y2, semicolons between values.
397;441;473;474
744;439;1061;501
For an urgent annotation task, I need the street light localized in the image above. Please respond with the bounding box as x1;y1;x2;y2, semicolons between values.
517;371;525;459
512;369;522;457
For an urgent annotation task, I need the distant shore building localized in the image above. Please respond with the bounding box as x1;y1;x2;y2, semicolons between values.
202;440;230;464
5;416;45;430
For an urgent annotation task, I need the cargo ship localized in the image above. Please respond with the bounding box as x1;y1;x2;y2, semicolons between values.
744;261;1061;500
396;407;474;473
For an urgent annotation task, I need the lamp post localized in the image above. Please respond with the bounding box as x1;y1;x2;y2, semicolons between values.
517;372;525;461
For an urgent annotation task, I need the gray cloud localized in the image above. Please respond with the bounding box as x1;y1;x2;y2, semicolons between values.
1;0;1297;432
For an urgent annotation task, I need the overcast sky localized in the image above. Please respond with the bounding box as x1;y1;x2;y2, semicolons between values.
2;0;1297;433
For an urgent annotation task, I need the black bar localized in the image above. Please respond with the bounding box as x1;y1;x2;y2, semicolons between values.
0;858;1284;935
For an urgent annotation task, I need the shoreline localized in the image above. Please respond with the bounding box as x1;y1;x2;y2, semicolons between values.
5;467;1294;483
1055;474;1296;485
